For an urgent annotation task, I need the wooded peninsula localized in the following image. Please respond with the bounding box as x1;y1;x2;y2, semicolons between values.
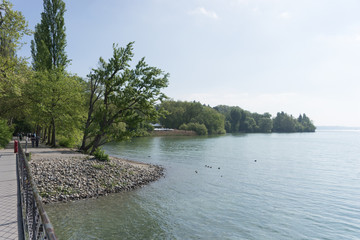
0;0;315;152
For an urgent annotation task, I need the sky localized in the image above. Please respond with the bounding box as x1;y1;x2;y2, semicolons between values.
11;0;360;127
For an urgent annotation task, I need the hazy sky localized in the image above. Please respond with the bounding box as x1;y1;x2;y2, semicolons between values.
12;0;360;127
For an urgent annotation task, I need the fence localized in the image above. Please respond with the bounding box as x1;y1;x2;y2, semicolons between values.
17;143;57;240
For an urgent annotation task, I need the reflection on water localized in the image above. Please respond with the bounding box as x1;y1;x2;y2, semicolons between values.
46;132;360;239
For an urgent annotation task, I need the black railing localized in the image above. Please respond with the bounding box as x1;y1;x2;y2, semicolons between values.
17;143;57;240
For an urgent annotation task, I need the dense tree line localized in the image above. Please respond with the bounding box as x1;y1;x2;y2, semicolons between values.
159;101;225;135
0;0;316;150
273;112;316;133
160;101;316;134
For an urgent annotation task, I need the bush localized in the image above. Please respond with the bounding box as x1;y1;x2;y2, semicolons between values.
179;122;208;135
0;119;13;148
93;147;110;162
57;129;83;148
179;123;188;131
58;136;73;148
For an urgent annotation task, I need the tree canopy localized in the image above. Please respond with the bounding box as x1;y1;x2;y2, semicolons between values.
80;42;169;154
160;101;315;134
31;0;68;71
0;0;31;128
159;100;226;135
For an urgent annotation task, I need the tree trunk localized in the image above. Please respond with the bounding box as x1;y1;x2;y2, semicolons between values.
80;86;96;152
89;133;105;155
80;132;87;151
47;125;51;145
81;142;93;154
51;118;56;147
36;125;41;137
42;126;47;142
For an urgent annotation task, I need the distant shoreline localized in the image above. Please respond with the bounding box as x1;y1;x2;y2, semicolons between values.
150;129;197;136
316;126;360;131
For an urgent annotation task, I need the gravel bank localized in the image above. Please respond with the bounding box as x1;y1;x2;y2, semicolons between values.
30;153;164;204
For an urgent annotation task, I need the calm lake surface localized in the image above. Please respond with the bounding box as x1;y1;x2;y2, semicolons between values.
46;131;360;239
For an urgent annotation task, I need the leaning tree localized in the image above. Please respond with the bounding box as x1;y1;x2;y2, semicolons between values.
80;42;169;154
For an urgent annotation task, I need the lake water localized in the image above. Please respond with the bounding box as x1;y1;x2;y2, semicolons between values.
46;131;360;239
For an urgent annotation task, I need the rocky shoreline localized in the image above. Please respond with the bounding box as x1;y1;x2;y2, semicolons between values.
30;153;164;204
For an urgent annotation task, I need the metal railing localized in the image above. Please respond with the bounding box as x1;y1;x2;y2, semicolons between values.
17;143;57;240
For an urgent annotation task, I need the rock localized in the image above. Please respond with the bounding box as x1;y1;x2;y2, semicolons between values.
29;154;164;204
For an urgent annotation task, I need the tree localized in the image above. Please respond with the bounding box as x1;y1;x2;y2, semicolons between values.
31;0;68;71
230;108;241;132
0;118;12;147
0;0;31;131
0;0;31;57
30;0;71;146
179;122;208;135
158;100;186;128
80;42;169;154
297;113;316;132
257;113;273;133
159;100;226;134
272;112;296;132
26;70;85;145
195;106;225;134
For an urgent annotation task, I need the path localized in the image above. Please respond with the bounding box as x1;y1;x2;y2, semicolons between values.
0;140;18;240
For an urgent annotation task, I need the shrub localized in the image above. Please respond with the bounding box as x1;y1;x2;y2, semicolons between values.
57;129;83;148
58;136;73;148
0;119;13;148
91;164;105;170
93;147;110;162
179;122;208;135
179;123;188;131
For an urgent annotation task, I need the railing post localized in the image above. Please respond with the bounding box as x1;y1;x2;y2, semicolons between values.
16;153;25;240
32;198;36;240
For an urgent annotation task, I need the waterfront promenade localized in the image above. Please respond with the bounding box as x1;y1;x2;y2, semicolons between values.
0;140;18;240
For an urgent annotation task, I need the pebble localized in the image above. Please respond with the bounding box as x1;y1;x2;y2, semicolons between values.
30;156;164;204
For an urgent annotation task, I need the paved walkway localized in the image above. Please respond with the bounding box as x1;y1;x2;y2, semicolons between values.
0;140;18;240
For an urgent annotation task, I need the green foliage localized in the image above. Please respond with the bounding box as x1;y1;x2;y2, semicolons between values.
230;108;242;132
91;163;105;170
29;0;75;147
297;114;316;132
272;112;316;133
272;112;296;132
0;119;12;148
160;102;315;134
58;136;72;148
0;1;31;120
80;42;169;154
251;112;273;133
31;0;68;71
26;70;86;147
159;100;226;135
93;147;110;162
0;0;32;57
257;117;273;133
214;106;315;133
214;105;261;133
195;107;226;134
179;122;208;135
57;129;83;148
12;118;32;134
